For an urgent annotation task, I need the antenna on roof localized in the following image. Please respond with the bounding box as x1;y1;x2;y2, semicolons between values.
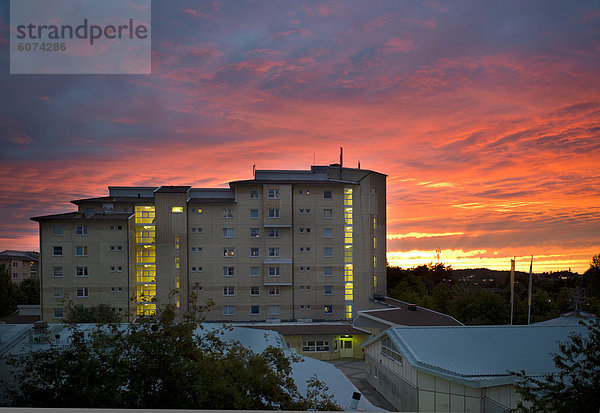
313;151;316;166
358;160;360;169
340;147;343;167
252;164;255;177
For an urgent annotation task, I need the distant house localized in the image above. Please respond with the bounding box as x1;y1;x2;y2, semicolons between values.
0;250;39;283
362;324;588;412
354;298;463;335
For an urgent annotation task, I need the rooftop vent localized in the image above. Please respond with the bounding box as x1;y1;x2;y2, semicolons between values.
407;304;417;311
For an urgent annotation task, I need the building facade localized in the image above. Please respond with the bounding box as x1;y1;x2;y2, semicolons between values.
0;250;39;283
33;165;386;322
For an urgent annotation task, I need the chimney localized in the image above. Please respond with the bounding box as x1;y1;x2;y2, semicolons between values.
340;147;343;167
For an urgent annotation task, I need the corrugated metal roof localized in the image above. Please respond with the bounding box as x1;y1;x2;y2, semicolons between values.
369;324;589;387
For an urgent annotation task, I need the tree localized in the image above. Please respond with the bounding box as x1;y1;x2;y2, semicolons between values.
512;318;600;412
0;264;18;317
6;303;341;410
61;302;123;324
583;253;600;300
16;278;40;305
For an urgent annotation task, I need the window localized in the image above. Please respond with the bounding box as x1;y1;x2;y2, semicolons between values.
302;340;330;352
223;305;235;315
250;286;260;296
324;266;333;276
268;188;280;199
381;337;403;364
250;305;260;315
54;308;63;318
191;227;203;233
52;224;62;235
324;247;333;257
175;237;180;250
250;228;260;238
324;286;333;295
250;208;259;218
53;246;63;256
324;228;333;238
53;267;63;278
371;187;377;194
76;225;88;235
223;266;235;276
223;208;234;218
299;267;305;272
223;247;235;257
250;266;260;276
324;305;333;314
306;266;311;272
299;227;311;233
268;305;280;315
13;262;18;268
324;190;332;199
117;246;122;251
76;246;89;256
76;287;89;298
223;286;235;296
268;266;280;277
268;208;280;218
117;287;123;293
307;304;311;310
268;247;280;257
250;190;259;199
268;286;280;296
250;247;260;257
222;228;235;238
12;273;17;279
53;288;63;298
323;209;333;218
171;206;183;213
76;267;89;277
117;266;123;272
268;228;280;238
190;207;203;214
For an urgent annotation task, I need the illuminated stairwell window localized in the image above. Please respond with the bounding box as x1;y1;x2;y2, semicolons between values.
135;206;156;316
344;187;354;319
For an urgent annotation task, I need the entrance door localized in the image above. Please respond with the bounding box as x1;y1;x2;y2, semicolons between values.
340;338;353;358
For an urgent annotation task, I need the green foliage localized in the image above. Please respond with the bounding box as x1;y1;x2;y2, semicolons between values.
0;264;18;317
62;302;123;324
449;288;509;325
6;303;341;410
16;278;40;305
511;319;600;412
583;253;600;300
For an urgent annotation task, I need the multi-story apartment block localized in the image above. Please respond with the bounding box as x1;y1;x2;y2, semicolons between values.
0;250;39;283
33;165;386;322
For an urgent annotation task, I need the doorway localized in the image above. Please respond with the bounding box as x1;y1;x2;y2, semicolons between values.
340;337;353;358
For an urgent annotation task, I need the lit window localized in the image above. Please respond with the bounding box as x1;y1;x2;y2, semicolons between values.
268;247;280;257
175;237;180;250
250;286;260;296
250;228;260;238
268;266;280;276
53;267;63;277
324;228;333;238
251;305;260;315
324;247;333;257
250;266;260;276
223;305;235;315
171;206;183;213
250;208;259;218
223;247;235;257
324;266;333;276
76;287;89;298
223;286;235;296
76;225;88;235
268;189;280;199
76;267;89;277
268;286;280;296
324;286;333;295
223;266;235;276
250;247;260;257
268;305;280;315
52;225;62;235
53;246;62;256
223;208;234;218
324;305;333;314
324;190;332;199
222;228;235;238
268;208;280;218
250;190;259;199
302;340;330;352
323;209;333;218
76;246;88;256
268;228;280;238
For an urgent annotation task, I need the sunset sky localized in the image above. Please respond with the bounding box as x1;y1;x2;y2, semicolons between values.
1;1;599;273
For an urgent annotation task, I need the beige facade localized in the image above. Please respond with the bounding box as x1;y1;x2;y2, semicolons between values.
0;250;39;284
33;165;386;323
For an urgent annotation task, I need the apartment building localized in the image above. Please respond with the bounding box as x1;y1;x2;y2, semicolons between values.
32;165;386;322
0;250;39;283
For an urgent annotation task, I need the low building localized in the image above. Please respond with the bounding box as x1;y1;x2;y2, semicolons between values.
0;250;39;283
362;324;588;412
246;322;371;360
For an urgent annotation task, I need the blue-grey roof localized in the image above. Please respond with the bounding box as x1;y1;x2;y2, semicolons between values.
365;324;589;388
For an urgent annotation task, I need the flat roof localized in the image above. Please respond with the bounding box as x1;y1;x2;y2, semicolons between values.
31;212;131;222
243;323;370;336
358;298;463;327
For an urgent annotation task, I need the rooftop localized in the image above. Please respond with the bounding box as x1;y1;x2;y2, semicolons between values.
0;250;39;261
357;298;463;327
242;322;370;336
